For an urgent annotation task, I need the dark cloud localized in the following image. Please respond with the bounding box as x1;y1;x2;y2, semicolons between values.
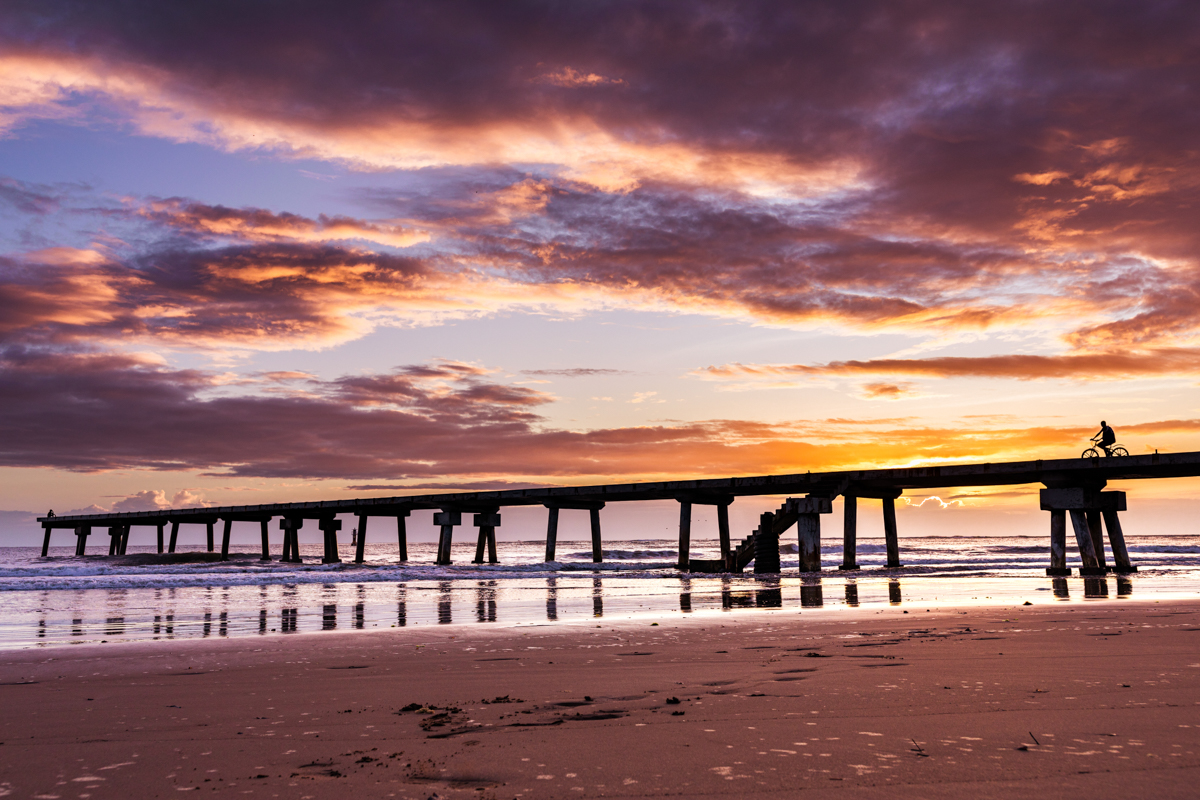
0;177;60;215
0;346;1120;481
0;2;1198;392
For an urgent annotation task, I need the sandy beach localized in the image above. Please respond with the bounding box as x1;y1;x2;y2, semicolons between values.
0;600;1197;799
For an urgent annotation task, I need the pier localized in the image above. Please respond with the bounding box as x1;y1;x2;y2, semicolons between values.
37;451;1200;575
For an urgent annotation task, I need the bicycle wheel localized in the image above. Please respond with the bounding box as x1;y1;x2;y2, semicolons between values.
1081;447;1100;459
1111;446;1129;457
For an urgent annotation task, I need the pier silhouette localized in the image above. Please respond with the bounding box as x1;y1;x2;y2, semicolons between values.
38;450;1195;575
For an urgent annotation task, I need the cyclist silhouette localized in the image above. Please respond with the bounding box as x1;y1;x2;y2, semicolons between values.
1092;421;1116;456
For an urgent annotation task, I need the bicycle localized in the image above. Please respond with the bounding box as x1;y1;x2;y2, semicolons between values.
1082;441;1129;458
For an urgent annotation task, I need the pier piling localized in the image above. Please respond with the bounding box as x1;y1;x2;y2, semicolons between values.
354;513;368;563
260;518;271;561
882;495;901;568
1101;509;1136;573
434;510;461;565
544;506;559;562
220;518;233;560
319;517;343;564
396;510;410;562
590;508;603;562
1068;510;1105;574
1086;510;1108;571
472;512;501;564
677;500;692;571
206;521;214;552
717;503;731;562
168;521;179;553
839;495;859;570
1048;509;1069;575
156;523;164;554
1041;488;1123;575
279;517;303;563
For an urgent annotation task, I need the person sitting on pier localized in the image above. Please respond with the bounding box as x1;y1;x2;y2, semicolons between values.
1092;420;1116;456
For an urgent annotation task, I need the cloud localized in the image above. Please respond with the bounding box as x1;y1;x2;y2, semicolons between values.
3;348;1193;483
698;349;1200;383
0;176;61;214
522;368;631;377
859;382;918;400
110;489;170;512
0;2;1199;389
139;199;430;248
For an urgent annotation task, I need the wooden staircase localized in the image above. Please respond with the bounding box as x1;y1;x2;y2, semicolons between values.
686;498;802;573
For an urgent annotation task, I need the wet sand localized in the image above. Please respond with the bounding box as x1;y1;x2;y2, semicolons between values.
1;600;1199;799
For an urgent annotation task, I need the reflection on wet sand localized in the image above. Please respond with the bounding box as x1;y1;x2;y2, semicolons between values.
756;578;782;608
438;581;452;624
476;580;497;623
13;573;1146;646
800;578;823;608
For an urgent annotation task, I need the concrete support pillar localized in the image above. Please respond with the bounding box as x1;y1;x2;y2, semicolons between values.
319;517;343;564
797;513;821;572
753;512;780;574
168;521;179;553
1086;510;1108;570
840;495;859;570
75;525;90;556
677;500;692;571
717;503;731;561
259;518;271;561
156;523;164;554
1047;509;1070;575
472;512;501;564
354;513;369;563
41;525;52;557
1102;510;1136;572
1068;510;1104;574
882;496;901;568
279;518;304;563
434;511;461;565
590;507;603;563
108;526;121;556
220;518;233;560
121;524;131;555
544;506;559;562
206;521;214;553
396;511;410;562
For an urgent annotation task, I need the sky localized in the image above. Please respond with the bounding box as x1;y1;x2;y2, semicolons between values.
2;1;1200;543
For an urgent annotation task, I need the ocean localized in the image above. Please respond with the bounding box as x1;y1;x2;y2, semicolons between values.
1;535;1198;649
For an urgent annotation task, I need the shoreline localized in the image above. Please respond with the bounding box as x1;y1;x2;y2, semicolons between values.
1;598;1198;798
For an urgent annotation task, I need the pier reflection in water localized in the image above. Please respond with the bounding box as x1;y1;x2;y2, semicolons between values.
800;577;823;608
7;573;1143;649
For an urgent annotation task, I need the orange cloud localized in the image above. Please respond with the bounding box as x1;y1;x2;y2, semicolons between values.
140;200;430;248
697;349;1200;383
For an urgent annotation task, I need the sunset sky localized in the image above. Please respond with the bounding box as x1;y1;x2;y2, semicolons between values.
2;1;1199;542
